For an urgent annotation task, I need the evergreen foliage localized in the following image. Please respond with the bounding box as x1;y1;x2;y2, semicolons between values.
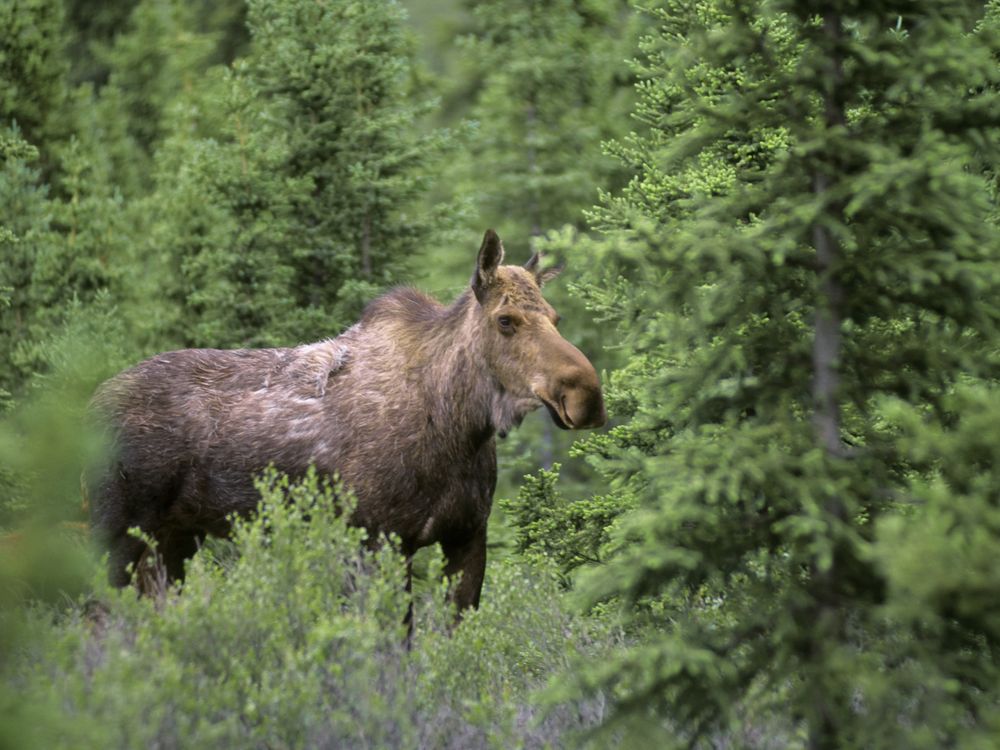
501;462;631;580
0;125;132;395
0;130;57;391
455;0;635;250
246;0;446;331
567;1;1000;746
0;0;74;169
151;0;449;348
95;0;216;164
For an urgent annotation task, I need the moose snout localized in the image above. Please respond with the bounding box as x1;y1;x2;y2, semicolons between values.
539;338;607;430
559;381;607;430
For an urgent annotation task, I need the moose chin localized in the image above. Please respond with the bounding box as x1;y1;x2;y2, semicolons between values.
88;229;606;613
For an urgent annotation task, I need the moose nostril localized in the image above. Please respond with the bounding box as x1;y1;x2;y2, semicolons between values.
560;394;575;427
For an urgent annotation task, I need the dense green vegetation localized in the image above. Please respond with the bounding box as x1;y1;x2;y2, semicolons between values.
3;0;1000;747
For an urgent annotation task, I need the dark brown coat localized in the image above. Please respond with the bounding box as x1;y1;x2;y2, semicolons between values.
89;231;605;610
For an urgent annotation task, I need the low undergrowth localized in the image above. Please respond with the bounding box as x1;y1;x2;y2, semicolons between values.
1;470;621;749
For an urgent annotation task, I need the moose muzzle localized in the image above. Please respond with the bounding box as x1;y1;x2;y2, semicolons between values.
535;337;607;431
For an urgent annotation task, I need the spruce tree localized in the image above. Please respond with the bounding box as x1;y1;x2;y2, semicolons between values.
92;0;216;186
0;0;74;173
454;0;636;254
0;1;177;393
248;0;444;327
153;0;447;348
0;131;58;392
62;0;137;86
564;2;1000;746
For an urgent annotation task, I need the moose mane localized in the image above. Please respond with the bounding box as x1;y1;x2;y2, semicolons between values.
359;285;475;331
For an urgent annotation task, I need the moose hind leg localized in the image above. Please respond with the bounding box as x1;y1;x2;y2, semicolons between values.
160;530;204;585
442;525;487;615
106;531;147;588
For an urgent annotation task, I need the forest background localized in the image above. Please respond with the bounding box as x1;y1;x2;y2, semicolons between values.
2;0;1000;747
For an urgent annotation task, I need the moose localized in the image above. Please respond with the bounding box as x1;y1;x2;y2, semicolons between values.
89;230;606;612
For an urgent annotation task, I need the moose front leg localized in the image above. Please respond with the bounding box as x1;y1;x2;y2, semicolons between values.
442;525;487;614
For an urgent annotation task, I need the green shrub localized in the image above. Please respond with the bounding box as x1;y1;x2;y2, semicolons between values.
2;470;621;749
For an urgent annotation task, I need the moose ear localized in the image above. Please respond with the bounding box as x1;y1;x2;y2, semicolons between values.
538;262;564;286
473;229;505;302
524;251;564;287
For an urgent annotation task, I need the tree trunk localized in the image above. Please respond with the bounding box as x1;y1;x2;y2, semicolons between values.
808;12;848;750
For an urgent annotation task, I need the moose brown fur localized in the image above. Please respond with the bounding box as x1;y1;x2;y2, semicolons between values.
89;230;606;611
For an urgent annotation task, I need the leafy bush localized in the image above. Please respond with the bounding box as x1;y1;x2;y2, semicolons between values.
1;470;621;749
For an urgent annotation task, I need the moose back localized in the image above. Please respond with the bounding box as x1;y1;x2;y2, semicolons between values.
89;230;606;610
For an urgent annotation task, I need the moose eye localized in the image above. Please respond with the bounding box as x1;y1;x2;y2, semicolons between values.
497;315;515;333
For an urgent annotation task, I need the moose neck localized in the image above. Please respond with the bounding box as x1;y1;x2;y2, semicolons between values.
422;291;500;449
357;288;501;453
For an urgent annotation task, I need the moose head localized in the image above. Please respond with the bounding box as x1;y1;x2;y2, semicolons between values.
471;229;607;437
